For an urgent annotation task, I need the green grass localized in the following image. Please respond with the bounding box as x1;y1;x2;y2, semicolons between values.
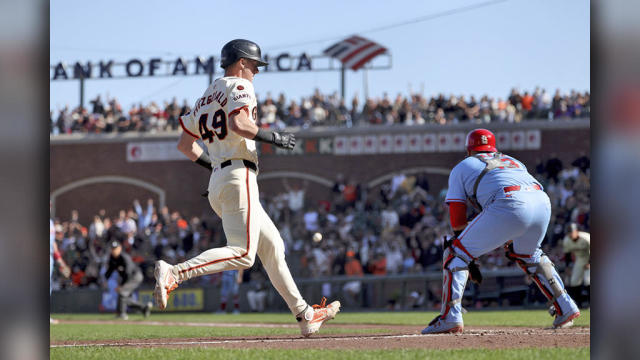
50;310;590;359
52;309;590;327
50;347;590;360
50;323;385;341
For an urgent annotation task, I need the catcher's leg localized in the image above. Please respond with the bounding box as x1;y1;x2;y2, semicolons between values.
506;191;579;327
506;245;580;327
422;241;471;334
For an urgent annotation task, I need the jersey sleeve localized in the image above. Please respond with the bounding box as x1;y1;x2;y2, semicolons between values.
178;112;200;139
445;163;467;204
227;79;255;117
179;110;200;139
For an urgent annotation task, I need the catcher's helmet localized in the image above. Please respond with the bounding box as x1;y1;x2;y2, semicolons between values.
466;128;497;152
220;39;268;69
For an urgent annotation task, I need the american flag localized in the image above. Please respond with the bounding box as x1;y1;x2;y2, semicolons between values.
323;35;387;71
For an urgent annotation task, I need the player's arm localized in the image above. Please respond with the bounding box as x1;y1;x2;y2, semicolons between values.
444;165;468;237
229;108;296;150
177;129;213;171
448;202;467;237
53;242;71;278
237;269;244;284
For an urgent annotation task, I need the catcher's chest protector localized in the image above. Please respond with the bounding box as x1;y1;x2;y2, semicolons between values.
470;152;503;211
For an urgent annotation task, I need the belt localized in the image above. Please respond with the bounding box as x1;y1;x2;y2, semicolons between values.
503;184;541;193
220;159;257;172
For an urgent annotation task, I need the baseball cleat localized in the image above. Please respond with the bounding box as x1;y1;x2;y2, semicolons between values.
154;260;179;310
421;315;464;334
553;309;580;329
297;297;341;337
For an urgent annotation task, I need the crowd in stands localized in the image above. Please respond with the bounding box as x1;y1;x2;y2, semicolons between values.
51;152;590;309
50;87;590;135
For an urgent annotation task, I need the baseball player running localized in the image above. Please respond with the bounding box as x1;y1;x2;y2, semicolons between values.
153;39;340;336
422;129;580;334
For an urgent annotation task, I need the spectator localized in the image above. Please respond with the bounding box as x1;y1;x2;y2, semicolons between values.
343;250;364;305
51;149;588;298
368;251;387;275
572;152;590;174
380;205;399;232
545;153;564;183
51;88;589;135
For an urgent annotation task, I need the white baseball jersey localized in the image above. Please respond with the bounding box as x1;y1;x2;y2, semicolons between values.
179;76;259;165
172;75;310;318
562;231;591;286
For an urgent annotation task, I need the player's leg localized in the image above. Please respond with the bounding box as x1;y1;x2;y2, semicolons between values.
255;205;340;336
583;267;590;307
256;290;267;312
506;192;579;328
423;204;523;334
174;169;260;278
50;257;59;324
247;290;258;312
232;279;240;314
155;167;261;310
219;274;230;313
570;258;587;307
118;272;146;318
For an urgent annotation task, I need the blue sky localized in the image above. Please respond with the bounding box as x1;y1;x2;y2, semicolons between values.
50;0;590;110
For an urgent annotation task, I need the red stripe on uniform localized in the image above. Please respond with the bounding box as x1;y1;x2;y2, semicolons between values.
442;270;453;318
179;167;251;274
458;211;486;241
351;48;387;70
245;167;251;252
229;105;249;117
452;238;476;261
179;116;199;139
531;276;563;315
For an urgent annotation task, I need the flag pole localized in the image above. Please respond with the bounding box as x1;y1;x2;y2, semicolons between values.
341;64;346;101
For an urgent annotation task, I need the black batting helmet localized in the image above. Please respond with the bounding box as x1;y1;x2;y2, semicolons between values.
220;39;268;69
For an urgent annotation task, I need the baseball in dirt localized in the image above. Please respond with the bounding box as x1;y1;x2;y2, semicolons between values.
312;232;323;243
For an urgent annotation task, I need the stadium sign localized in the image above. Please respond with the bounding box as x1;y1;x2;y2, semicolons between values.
49;53;316;81
50;35;391;108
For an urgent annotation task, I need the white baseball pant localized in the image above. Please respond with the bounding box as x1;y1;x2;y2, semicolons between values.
172;160;307;315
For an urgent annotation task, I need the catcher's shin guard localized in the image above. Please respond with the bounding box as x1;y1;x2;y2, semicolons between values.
440;245;471;323
505;245;577;318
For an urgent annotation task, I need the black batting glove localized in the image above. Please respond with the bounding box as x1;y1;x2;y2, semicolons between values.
272;132;296;150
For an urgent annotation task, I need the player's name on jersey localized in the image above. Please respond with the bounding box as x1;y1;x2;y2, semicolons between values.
50;53;314;80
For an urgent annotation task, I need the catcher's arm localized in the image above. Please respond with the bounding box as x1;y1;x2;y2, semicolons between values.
448;202;468;237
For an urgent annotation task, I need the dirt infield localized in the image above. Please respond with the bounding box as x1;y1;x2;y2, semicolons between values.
51;321;590;350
